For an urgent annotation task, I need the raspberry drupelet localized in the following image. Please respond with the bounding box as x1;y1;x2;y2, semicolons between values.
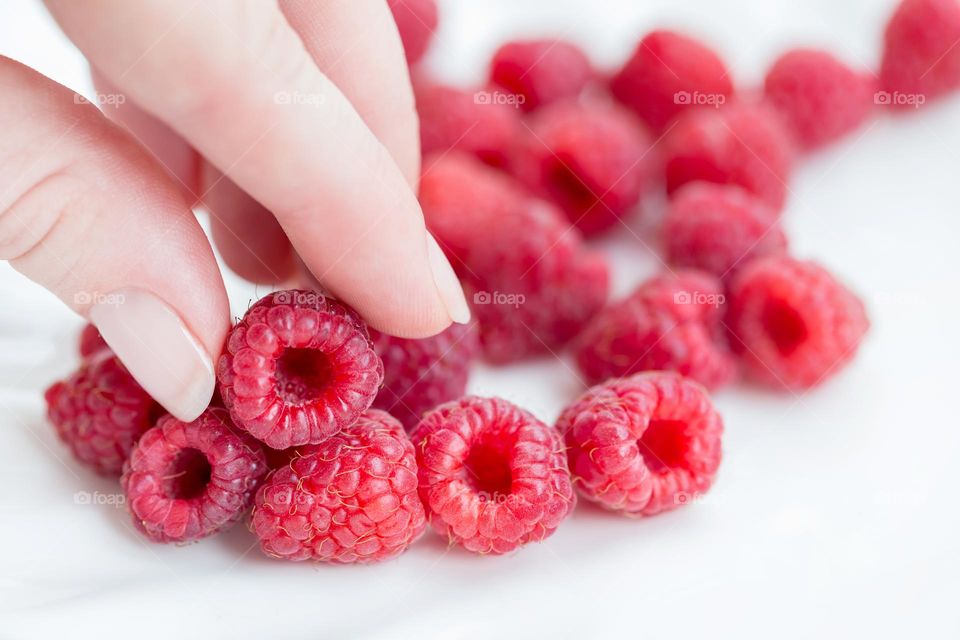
412;396;575;554
217;290;384;450
121;409;268;543
45;352;162;476
251;410;426;563
557;372;724;516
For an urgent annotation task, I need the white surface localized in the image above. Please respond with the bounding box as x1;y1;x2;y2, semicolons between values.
1;1;958;638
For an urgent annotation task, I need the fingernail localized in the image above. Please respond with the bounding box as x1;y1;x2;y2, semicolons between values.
427;233;471;324
89;288;215;422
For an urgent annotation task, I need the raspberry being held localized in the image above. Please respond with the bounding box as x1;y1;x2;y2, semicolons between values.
412;396;574;554
557;372;724;516
251;410;426;563
121;409;268;543
217;290;384;449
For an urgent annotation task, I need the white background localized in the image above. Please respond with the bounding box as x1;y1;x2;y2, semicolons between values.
1;0;958;638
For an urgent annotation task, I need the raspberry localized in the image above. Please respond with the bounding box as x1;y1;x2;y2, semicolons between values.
763;49;875;149
121;409;267;543
45;353;162;476
662;182;788;278
726;256;870;390
415;77;521;168
420;152;610;362
370;323;480;431
879;0;960;105
557;372;723;516
387;0;438;65
251;410;425;563
661;101;795;211
489;39;594;112
217;290;384;450
573;270;737;390
610;30;735;132
78;323;108;358
412;396;574;554
512;100;652;236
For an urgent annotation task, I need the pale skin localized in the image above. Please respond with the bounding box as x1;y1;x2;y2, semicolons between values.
0;0;469;422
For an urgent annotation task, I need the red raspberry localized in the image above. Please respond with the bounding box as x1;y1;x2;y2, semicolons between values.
251;410;425;563
420;153;610;362
661;101;796;211
217;290;384;450
45;353;162;476
880;0;960;106
662;182;788;278
370;323;480;431
489;39;594;112
610;30;735;132
573;270;737;390
121;409;267;543
512;100;652;236
78;323;108;358
557;372;723;516
415;77;521;169
412;396;574;554
764;49;875;150
387;0;438;65
726;256;870;390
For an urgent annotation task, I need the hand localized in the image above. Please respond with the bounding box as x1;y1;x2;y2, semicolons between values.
0;0;469;422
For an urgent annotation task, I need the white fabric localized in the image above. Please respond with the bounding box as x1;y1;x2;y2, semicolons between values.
1;0;958;638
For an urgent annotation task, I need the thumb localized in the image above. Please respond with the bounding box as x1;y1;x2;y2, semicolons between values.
0;57;228;421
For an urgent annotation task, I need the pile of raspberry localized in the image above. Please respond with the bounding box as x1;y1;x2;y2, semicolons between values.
43;0;954;563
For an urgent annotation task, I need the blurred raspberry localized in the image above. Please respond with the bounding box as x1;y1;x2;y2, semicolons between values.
610;30;735;132
512;100;652;236
78;323;108;358
573;270;737;390
726;256;870;390
217;290;383;449
879;0;960;106
45;353;161;476
251;410;425;563
489;39;594;112
412;396;574;554
661;101;795;211
420;152;610;362
122;409;267;543
558;372;723;516
662;182;788;278
387;0;438;65
415;77;521;168
371;323;480;431
764;48;875;149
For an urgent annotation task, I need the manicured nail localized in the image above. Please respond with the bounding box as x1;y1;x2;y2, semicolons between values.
427;233;471;324
89;288;215;421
